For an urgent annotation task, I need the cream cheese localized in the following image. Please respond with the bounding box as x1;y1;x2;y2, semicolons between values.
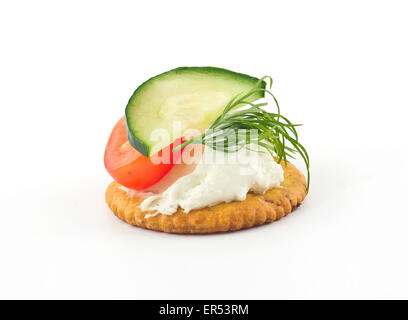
139;145;284;217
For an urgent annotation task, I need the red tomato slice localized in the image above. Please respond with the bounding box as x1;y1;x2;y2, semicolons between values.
104;117;184;190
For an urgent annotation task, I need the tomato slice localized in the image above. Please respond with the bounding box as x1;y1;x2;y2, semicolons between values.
104;117;184;190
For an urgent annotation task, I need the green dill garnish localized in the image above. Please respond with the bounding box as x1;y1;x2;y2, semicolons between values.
173;76;310;192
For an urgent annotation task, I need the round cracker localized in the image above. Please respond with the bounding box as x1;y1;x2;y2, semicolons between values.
105;160;307;234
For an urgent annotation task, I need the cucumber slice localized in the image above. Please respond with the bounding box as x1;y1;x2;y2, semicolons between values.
125;67;265;157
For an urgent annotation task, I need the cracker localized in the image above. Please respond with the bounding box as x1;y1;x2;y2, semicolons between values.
105;161;307;233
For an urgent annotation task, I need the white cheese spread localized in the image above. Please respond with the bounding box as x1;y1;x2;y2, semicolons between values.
139;145;284;217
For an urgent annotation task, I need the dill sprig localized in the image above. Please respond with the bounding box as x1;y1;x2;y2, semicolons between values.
173;76;310;192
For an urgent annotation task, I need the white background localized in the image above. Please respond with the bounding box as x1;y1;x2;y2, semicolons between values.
1;0;407;299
